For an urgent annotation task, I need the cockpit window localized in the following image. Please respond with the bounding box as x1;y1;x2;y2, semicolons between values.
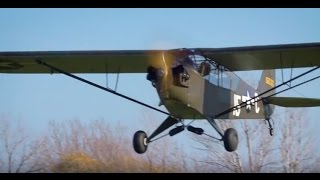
177;49;242;91
171;49;241;91
171;49;196;68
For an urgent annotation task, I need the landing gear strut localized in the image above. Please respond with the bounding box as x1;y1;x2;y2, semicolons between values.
207;118;238;152
133;116;239;154
186;118;238;152
133;116;178;154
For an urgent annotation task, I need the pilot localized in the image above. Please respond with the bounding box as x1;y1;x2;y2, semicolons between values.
198;61;211;76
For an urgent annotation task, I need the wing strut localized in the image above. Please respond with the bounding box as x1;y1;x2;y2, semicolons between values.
36;60;172;117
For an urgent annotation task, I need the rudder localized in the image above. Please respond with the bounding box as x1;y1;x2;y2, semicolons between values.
257;69;276;97
257;69;276;119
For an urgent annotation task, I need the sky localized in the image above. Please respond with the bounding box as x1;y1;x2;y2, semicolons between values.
1;8;320;155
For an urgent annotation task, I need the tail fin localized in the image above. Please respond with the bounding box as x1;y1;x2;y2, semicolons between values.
257;69;276;97
257;69;276;118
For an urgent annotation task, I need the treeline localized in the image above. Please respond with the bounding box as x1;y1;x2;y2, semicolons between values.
0;118;189;173
0;109;319;173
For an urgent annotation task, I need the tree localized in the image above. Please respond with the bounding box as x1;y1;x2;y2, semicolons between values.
0;116;44;173
41;117;188;173
39;119;140;172
191;109;318;172
279;109;319;173
51;151;105;173
0;113;191;173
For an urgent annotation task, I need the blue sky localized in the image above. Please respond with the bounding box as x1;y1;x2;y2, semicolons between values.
0;8;320;151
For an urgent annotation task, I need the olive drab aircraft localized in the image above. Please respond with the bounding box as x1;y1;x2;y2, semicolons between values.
1;42;320;154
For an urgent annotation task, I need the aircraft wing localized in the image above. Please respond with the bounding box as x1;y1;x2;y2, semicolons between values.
1;42;320;74
0;50;164;73
199;42;320;71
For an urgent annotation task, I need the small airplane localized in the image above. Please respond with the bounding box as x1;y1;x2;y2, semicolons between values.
1;42;320;154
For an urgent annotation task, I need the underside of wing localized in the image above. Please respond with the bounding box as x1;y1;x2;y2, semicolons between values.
0;50;164;73
2;42;320;74
267;96;320;107
199;42;320;71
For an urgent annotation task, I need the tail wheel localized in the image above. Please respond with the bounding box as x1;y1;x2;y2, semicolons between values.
133;130;148;154
223;128;238;152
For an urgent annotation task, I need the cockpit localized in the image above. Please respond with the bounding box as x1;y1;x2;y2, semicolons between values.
173;49;242;91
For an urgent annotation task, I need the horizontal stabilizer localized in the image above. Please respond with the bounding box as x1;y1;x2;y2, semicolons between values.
267;97;320;107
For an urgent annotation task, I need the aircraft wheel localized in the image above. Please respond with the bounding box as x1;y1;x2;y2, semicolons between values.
133;130;148;154
223;128;238;152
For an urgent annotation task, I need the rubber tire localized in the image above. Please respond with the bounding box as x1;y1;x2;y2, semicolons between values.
223;128;238;152
133;131;148;154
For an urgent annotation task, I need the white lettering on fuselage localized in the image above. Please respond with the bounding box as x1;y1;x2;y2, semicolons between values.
233;91;260;117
